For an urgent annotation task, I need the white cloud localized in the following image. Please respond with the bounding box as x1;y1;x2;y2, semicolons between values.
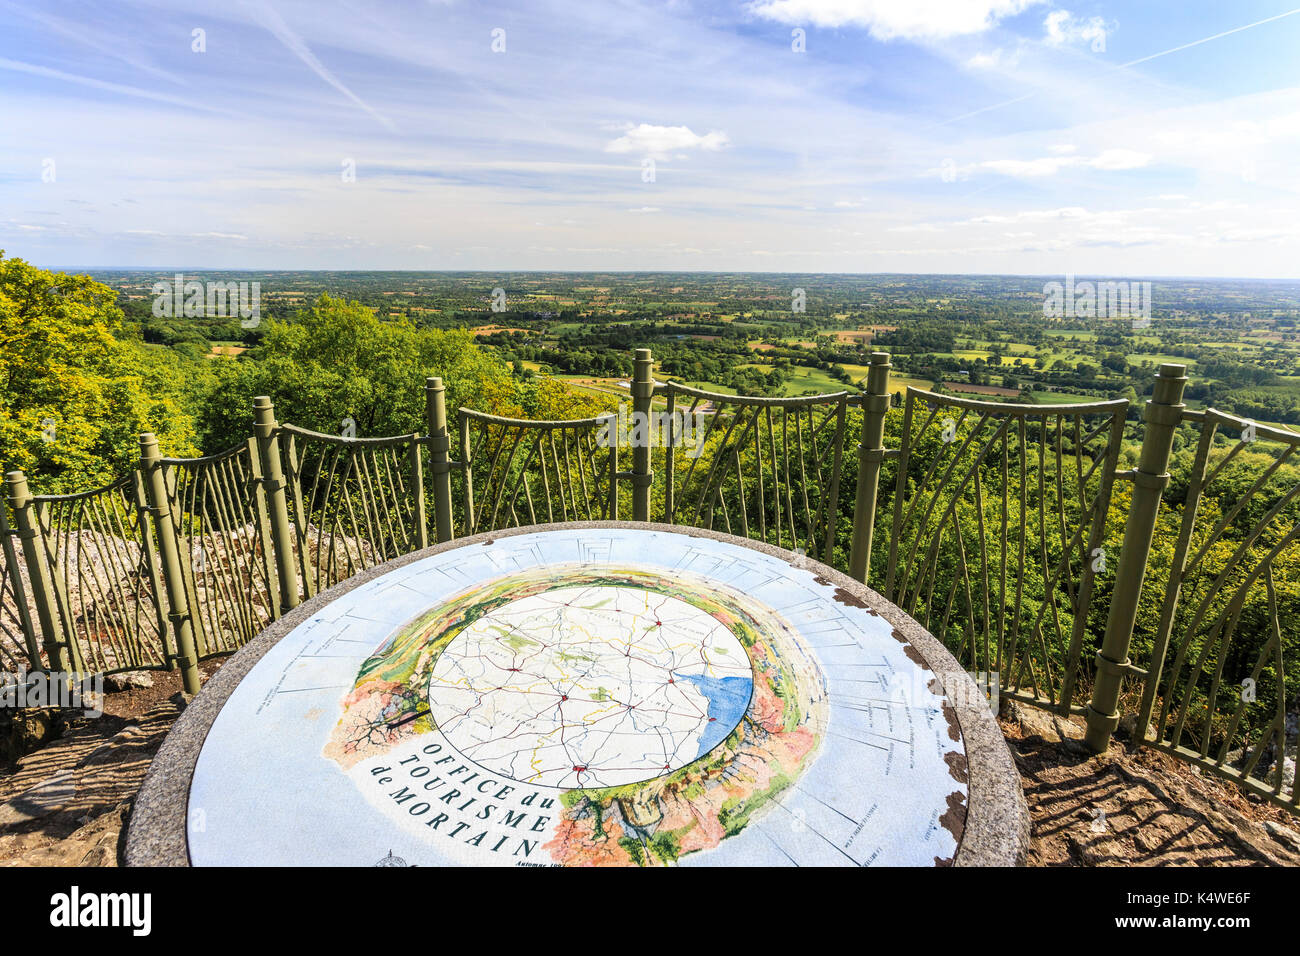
966;47;1020;69
1044;10;1110;48
977;149;1151;177
604;124;729;159
746;0;1044;40
1088;148;1151;171
980;156;1073;177
966;206;1090;224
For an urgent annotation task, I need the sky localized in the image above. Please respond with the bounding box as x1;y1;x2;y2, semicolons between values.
3;0;1300;277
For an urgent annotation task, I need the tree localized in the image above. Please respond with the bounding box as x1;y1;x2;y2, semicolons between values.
0;252;199;492
196;294;601;450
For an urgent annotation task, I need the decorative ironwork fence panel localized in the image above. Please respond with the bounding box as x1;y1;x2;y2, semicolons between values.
1;351;1295;816
1135;409;1299;809
654;383;856;564
282;425;428;599
161;441;278;661
885;389;1128;713
456;409;617;536
0;505;40;671
30;476;170;675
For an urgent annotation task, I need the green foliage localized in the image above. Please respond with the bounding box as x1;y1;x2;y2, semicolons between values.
0;252;199;493
617;836;644;866
1;262;606;493
196;294;575;451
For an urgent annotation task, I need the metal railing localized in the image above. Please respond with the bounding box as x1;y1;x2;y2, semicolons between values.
158;440;277;660
1;348;1295;812
0;502;40;672
1132;407;1300;811
455;407;617;535
6;471;168;677
281;424;427;599
883;388;1128;714
653;381;858;564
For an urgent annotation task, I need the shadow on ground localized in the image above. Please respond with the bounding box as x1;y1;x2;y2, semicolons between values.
1001;702;1300;866
0;662;222;866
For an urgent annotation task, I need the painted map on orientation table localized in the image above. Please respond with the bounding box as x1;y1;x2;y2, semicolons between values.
187;528;968;867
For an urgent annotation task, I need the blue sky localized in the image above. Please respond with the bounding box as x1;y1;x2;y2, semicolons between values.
3;0;1300;276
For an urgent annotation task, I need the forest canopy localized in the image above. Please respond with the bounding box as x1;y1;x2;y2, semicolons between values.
0;255;591;494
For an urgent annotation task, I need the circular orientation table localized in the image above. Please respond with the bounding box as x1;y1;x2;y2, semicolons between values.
127;522;1028;867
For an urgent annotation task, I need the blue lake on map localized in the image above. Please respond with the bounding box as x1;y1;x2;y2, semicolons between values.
678;673;753;759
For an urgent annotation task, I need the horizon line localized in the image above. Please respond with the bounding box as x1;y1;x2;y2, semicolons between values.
34;266;1300;284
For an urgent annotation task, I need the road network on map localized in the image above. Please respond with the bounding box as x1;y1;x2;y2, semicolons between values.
428;585;754;789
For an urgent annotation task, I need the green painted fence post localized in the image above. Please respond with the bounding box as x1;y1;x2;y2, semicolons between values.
849;352;892;583
137;436;202;695
5;471;70;673
631;348;654;522
1083;363;1187;753
253;396;300;613
426;377;454;543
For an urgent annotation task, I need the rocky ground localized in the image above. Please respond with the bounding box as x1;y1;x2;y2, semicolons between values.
0;661;222;866
1001;701;1300;866
1;671;1297;866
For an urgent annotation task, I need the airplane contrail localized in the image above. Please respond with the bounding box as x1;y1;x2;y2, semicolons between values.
0;1;191;87
939;6;1300;127
1120;6;1300;67
244;0;397;132
0;57;233;114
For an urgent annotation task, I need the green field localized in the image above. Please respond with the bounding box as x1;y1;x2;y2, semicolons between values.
1031;390;1099;405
